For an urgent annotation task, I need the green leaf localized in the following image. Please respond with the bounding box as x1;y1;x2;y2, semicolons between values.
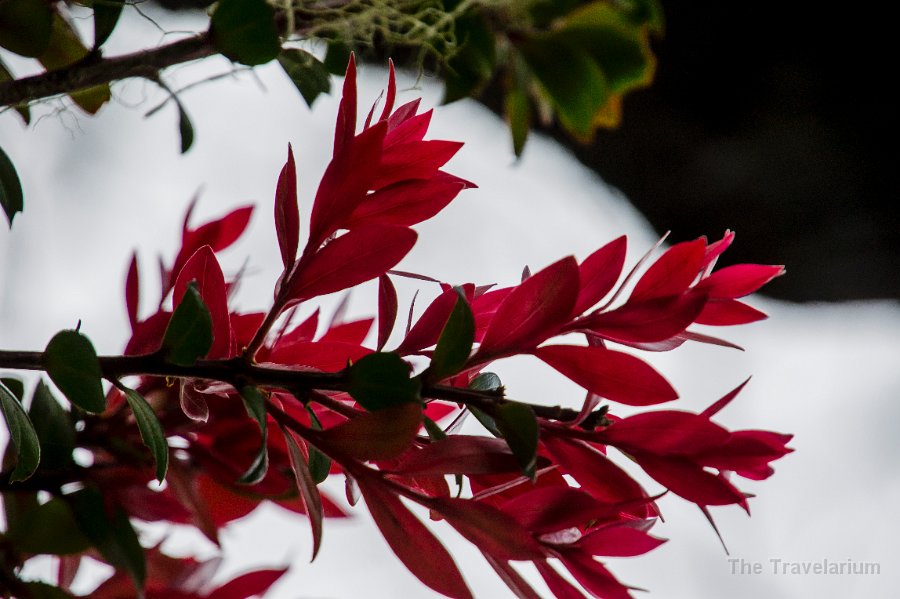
162;282;213;366
0;144;23;227
422;416;447;441
467;373;503;436
38;15;110;114
29;381;76;470
348;352;421;411
442;13;496;103
322;41;352;75
177;102;194;154
0;376;24;400
0;58;30;125
505;77;531;157
210;0;280;66
93;0;125;50
237;386;269;485
69;487;146;592
123;388;168;483
0;380;40;482
23;582;76;599
0;0;52;57
427;291;474;383
7;497;91;555
494;402;539;480
44;329;106;414
278;48;331;107
305;406;331;484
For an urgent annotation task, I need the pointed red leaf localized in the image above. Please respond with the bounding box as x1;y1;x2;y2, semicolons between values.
333;54;357;155
701;378;751;418
275;144;299;269
485;553;545;599
173;245;233;358
502;486;618;534
387;104;428;140
582;291;708;343
268;340;370;371
694;430;793;479
397;287;458;355
378;60;397;123
557;548;635;599
281;426;324;560
205;568;288;599
535;345;677;406
630;238;706;301
701;230;735;272
318;403;422;461
126;251;139;328
377;275;398;350
174;205;254;281
345;172;473;228
576;523;666;557
695;298;768;325
319;318;373;345
289;224;417;302
576;236;627;314
598;411;731;455
357;477;473;599
696;264;785;298
536;560;588;599
634;453;747;508
392;436;521;476
373;140;464;190
309;121;388;246
477;257;579;359
427;497;545;560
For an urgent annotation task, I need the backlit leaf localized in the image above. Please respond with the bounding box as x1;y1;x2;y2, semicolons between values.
318;402;422;461
377;274;398;351
123;388;169;483
44;330;106;414
275;144;299;269
0;380;40;482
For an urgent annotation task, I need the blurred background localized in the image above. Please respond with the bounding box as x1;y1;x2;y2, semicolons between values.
2;2;899;598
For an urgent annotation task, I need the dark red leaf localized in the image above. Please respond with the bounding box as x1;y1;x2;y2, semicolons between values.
289;224;417;302
695;298;768;325
392;436;521;476
557;548;635;599
634;453;748;508
598;411;731;455
396;288;458;355
427;497;545;560
126;251;139;328
317;403;422;461
173;245;233;358
701;378;751;418
378;60;397;123
333;54;357;155
694;430;793;479
577;523;666;557
471;287;513;342
502;486;618;534
536;560;588;599
576;236;627;314
205;568;288;599
275;144;299;269
477;257;579;359
268;340;370;371
581;292;707;343
535;345;677;406
357;477;473;599
174;205;254;282
701;230;735;271
630;238;706;302
281;426;324;560
373;140;464;190
344;172;472;229
387;105;429;140
318;318;373;345
309;121;388;246
485;553;545;599
377;274;398;350
696;264;785;298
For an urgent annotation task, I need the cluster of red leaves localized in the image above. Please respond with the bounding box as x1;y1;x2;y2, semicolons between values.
47;58;790;598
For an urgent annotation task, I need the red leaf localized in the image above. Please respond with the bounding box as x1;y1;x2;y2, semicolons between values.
392;436;521;476
471;287;513;342
268;340;370;371
576;523;666;557
174;205;253;282
289;224;417;302
634;453;747;508
536;560;588;599
581;292;707;344
485;553;545;599
557;548;635;599
373;140;464;190
333;54;357;155
378;60;397;123
309;121;388;246
696;264;785;298
357;477;473;599
630;238;706;302
477;257;579;359
598;411;731;455
126;251;139;328
280;308;319;345
387;105;429;141
701;377;751;418
576;236;627;314
502;486;619;534
694;430;793;479
702;230;735;271
535;345;677;406
319;318;373;345
318;403;422;461
345;171;473;229
205;568;288;599
173;245;233;358
695;298;768;325
275;144;299;269
281;426;324;560
377;274;398;350
427;497;545;560
396;287;458;355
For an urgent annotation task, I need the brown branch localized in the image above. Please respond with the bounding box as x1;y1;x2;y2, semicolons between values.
0;33;217;108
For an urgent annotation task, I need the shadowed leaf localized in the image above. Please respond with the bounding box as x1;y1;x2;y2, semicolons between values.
123;388;169;483
44;330;106;413
0;380;40;482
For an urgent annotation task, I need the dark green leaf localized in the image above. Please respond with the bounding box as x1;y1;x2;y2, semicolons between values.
468;405;501;437
39;15;110;114
278;48;331;107
93;0;125;50
467;373;503;436
29;381;75;470
23;582;76;599
442;14;496;103
210;0;280;66
348;352;421;411
162;282;213;366
237;386;269;485
44;329;106;413
0;376;23;400
0;144;24;227
505;79;530;157
427;291;474;383
69;487;146;591
322;41;352;75
495;402;538;480
422;416;447;441
0;58;30;124
0;0;52;57
281;425;324;559
7;497;91;555
305;406;331;484
178;102;194;154
0;380;40;482
123;388;168;483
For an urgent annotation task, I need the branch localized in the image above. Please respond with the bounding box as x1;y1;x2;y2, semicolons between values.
0;33;217;107
0;349;585;422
